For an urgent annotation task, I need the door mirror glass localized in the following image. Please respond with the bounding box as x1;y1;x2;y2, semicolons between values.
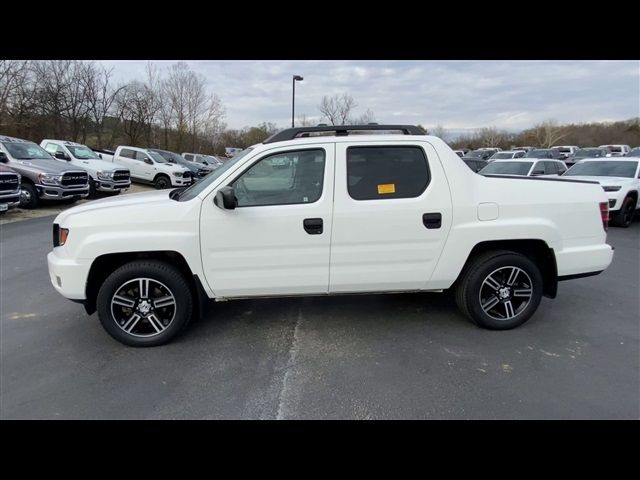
144;158;153;165
54;151;70;160
214;186;237;210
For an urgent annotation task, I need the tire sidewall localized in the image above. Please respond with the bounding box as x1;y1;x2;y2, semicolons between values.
96;261;193;347
620;198;636;227
466;253;543;330
20;183;39;209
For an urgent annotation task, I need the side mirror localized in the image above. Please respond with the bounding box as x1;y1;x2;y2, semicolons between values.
144;158;153;165
0;152;7;163
54;151;70;160
531;170;545;176
214;186;237;210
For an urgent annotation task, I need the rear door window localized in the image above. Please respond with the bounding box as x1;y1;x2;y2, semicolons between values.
346;146;430;200
120;148;136;159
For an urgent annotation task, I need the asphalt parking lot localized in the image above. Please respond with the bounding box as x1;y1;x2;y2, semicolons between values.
0;213;638;419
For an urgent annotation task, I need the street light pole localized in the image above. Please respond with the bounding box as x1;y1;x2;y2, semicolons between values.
292;75;303;127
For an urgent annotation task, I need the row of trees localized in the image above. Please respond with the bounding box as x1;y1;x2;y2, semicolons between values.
0;60;225;154
441;118;640;151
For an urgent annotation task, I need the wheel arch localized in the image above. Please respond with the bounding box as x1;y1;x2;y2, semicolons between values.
625;190;638;203
153;172;171;183
85;250;208;317
456;239;558;298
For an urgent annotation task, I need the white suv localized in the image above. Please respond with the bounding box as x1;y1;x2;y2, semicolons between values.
41;140;131;197
112;146;192;189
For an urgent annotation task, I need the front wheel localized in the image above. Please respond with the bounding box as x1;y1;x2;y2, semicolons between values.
96;260;194;347
20;183;39;209
611;197;636;228
455;250;543;330
154;175;171;189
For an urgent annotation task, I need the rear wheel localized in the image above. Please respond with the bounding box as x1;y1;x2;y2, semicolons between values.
19;183;39;209
96;260;194;347
154;175;170;190
455;250;543;330
611;197;636;228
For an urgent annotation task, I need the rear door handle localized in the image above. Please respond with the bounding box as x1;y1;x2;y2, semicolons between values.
303;218;323;235
423;213;442;229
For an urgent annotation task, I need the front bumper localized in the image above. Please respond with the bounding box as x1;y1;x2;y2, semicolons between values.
95;179;131;192
37;184;90;200
0;191;21;211
171;177;193;187
47;251;91;300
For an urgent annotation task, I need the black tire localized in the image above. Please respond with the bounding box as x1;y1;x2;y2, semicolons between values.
154;174;170;190
96;260;194;347
88;180;97;198
455;250;543;330
611;197;636;228
19;183;39;209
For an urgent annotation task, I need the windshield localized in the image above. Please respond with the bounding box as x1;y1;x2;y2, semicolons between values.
151;149;185;164
525;149;551;158
67;145;101;160
480;161;533;176
490;152;515;159
628;148;640;157
466;151;486;158
2;142;52;160
175;148;254;201
564;161;638;178
574;148;604;158
147;151;170;163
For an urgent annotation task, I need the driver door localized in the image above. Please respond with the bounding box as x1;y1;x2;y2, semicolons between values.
200;145;334;298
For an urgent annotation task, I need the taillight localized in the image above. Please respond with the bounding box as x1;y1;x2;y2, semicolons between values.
599;202;609;231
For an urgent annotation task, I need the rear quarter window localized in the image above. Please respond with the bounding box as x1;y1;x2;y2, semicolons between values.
119;148;136;159
346;146;430;200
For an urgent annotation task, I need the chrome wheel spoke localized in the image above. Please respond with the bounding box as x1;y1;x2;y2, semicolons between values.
483;275;501;291
112;294;136;308
122;313;141;332
481;296;500;312
139;278;149;299
154;295;175;308
506;267;520;286
147;313;165;333
504;301;515;319
513;288;532;298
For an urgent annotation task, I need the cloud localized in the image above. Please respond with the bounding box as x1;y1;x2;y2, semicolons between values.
98;60;639;131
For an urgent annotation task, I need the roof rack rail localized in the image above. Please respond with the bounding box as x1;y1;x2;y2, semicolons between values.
263;124;426;144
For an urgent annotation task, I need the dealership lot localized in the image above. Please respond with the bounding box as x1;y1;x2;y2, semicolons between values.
0;212;638;419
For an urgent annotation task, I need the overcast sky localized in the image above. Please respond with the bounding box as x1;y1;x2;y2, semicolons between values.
99;60;639;134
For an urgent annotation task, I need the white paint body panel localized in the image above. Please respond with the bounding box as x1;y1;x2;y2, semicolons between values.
47;134;614;302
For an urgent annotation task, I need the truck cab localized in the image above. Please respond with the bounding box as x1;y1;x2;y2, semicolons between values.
40;140;131;197
0;135;89;209
47;125;613;347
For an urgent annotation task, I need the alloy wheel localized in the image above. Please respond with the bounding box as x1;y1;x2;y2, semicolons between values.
478;266;533;321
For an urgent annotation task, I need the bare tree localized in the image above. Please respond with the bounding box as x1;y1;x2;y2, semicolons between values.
318;93;357;125
84;64;125;148
353;108;376;125
529;120;571;147
429;125;448;142
477;127;505;147
0;60;30;126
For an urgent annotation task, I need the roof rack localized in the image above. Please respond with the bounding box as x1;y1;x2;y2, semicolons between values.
263;124;426;144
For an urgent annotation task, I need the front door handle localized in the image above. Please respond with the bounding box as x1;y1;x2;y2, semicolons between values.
303;218;323;235
423;213;442;229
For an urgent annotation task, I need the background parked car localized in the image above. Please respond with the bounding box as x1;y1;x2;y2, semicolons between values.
513;146;535;152
41;140;131;197
182;152;224;169
453;150;465;157
464;148;499;161
627;147;640;157
562;159;639;227
148;148;212;181
0;164;21;213
551;145;580;160
566;147;610;166
599;144;631;157
461;158;488;172
0;135;89;209
488;150;526;161
479;159;567;177
524;148;562;160
111;146;192;189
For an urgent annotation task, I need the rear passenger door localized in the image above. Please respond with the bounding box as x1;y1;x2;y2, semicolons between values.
329;141;453;293
115;148;139;178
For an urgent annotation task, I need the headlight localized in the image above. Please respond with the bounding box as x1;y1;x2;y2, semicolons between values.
96;170;114;181
39;173;63;186
603;186;622;192
173;171;183;177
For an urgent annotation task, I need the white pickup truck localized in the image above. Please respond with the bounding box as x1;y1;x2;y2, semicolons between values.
47;125;614;347
40;140;131;197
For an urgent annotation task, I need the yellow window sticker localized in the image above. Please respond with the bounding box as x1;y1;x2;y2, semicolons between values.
377;183;396;194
